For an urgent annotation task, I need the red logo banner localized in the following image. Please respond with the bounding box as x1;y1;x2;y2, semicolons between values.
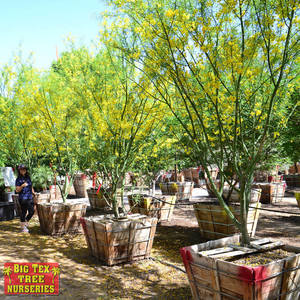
3;263;60;295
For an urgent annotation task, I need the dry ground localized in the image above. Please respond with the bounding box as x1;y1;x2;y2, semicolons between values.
0;192;299;299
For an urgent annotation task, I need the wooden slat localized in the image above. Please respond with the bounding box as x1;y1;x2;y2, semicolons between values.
199;247;234;257
280;253;300;299
212;260;221;300
218;273;251;298
208;241;285;260
200;239;272;257
252;241;285;251
228;244;256;252
250;238;271;245
211;250;257;259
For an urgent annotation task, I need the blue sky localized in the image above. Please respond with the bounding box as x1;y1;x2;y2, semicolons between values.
0;0;106;69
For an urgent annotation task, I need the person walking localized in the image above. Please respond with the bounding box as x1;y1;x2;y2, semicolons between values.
15;164;35;232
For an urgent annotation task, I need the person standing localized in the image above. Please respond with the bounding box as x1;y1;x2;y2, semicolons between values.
15;164;35;232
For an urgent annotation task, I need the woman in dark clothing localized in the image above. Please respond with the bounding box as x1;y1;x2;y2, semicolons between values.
15;164;35;232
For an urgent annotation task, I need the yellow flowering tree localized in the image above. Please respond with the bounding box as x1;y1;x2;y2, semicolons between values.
131;122;179;188
106;0;299;244
17;67;87;201
0;62;38;169
54;46;165;217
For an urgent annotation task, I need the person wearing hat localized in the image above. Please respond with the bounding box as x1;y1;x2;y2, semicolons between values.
15;164;35;232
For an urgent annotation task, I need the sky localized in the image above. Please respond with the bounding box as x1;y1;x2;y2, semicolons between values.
0;0;106;69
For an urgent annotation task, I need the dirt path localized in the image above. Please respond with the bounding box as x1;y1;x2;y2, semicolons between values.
0;192;299;299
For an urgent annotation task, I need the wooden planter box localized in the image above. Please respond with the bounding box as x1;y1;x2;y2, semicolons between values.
222;188;262;203
34;192;51;203
252;183;286;204
73;173;88;198
0;202;15;221
254;170;269;182
191;168;200;187
80;214;157;266
205;180;221;197
86;188;109;209
49;185;62;200
183;169;193;182
288;163;300;174
193;201;261;240
284;174;300;188
128;195;176;222
37;201;87;235
160;182;194;201
181;235;300;300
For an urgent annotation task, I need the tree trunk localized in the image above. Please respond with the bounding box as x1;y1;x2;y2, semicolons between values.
239;183;251;246
152;180;156;196
112;193;119;218
294;162;298;174
111;180;120;218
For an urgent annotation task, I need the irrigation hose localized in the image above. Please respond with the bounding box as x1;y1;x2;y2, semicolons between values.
148;257;186;273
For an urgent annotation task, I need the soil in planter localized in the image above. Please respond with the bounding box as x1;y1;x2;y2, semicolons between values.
226;248;295;267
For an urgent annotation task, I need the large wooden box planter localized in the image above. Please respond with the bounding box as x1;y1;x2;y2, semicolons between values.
288;163;300;174
86;188;110;210
252;183;285;204
284;174;300;188
254;170;269;182
37;200;87;235
35;192;51;203
205;180;221;197
160;182;194;201
128;195;176;222
34;192;51;216
73;173;88;198
49;185;62;200
180;235;300;300
193;201;261;240
222;188;262;203
191;168;200;187
183;169;193;182
80;214;158;266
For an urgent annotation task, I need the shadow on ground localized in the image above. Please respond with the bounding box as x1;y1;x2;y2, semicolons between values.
256;214;300;239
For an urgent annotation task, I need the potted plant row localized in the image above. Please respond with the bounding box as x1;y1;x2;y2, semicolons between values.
159;180;194;202
128;193;176;223
105;0;300;297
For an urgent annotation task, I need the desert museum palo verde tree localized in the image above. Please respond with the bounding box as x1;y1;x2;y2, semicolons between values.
0;62;39;169
103;0;299;245
51;46;168;218
14;66;88;201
